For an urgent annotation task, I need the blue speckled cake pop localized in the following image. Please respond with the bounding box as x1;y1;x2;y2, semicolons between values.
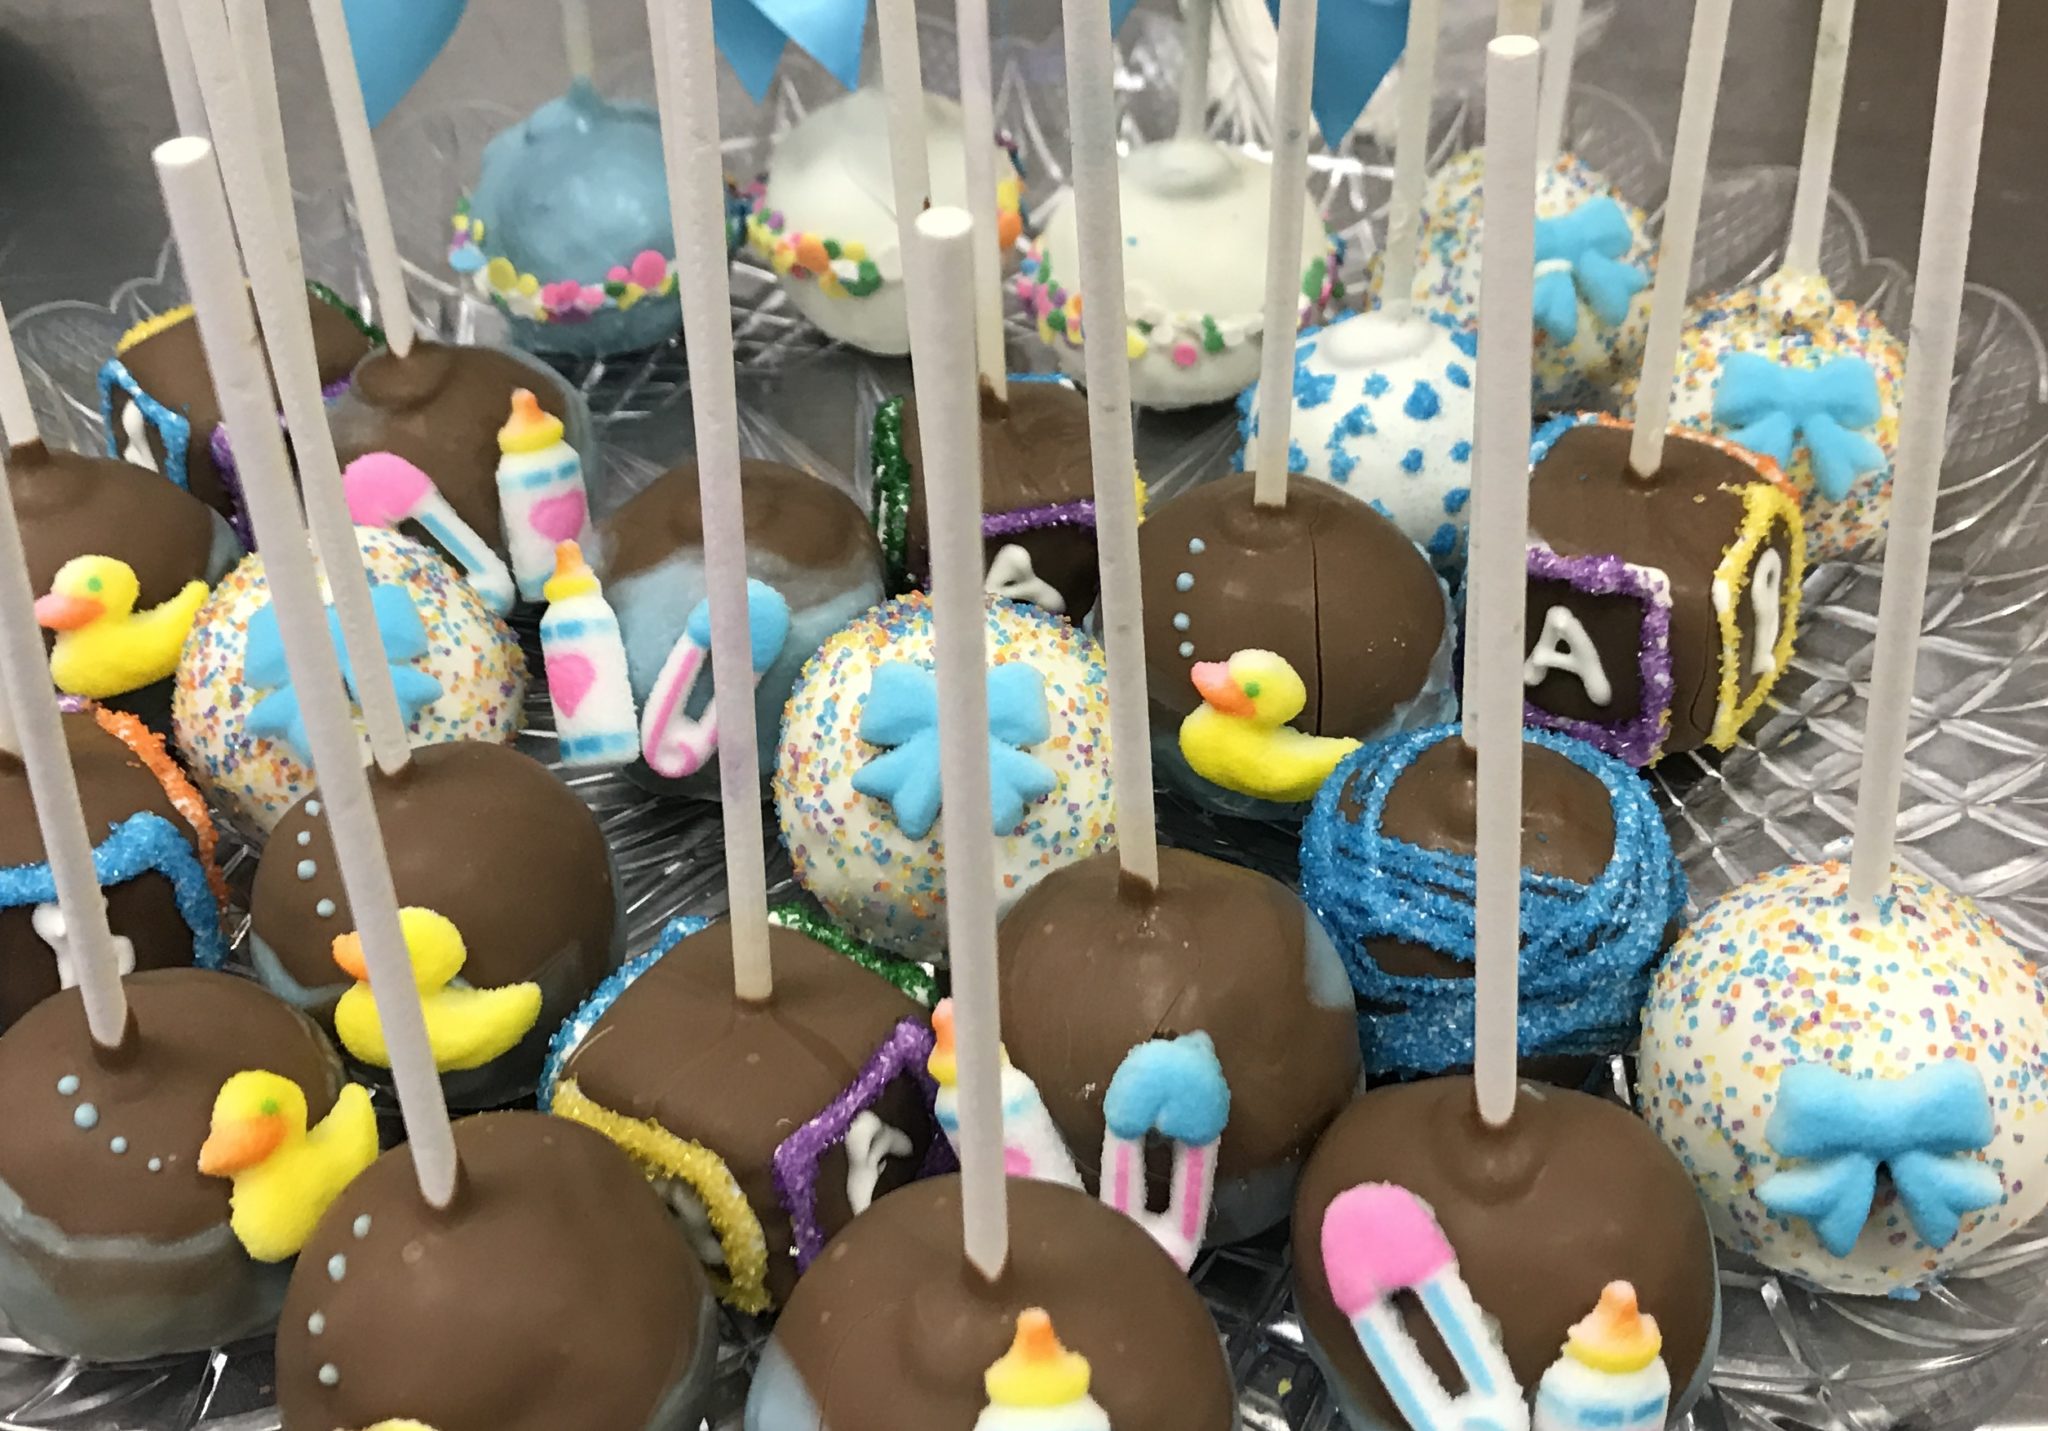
448;80;742;358
1300;723;1684;1080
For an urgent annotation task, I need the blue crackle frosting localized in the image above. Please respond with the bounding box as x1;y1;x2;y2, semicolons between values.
1300;723;1685;1079
0;811;227;972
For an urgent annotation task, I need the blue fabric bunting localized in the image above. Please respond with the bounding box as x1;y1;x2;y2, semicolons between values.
1714;351;1887;500
342;0;467;128
245;585;443;764
714;0;870;101
851;660;1057;839
1267;0;1410;148
1760;1061;2003;1257
1532;197;1647;345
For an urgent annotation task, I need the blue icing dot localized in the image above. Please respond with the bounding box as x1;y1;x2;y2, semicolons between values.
1363;373;1391;398
148;1157;163;1172
73;1104;99;1130
1445;362;1472;389
353;1214;373;1239
1450;441;1473;465
56;1075;79;1096
1179;642;1195;658
306;801;323;817
110;1136;128;1154
1443;487;1471;514
1401;448;1426;475
296;831;312;846
296;860;317;881
1175;572;1194;592
316;899;337;918
1428;523;1459;560
328;1254;348;1282
1187;538;1206;555
1172;613;1190;631
1404;381;1443;421
1450;328;1479;357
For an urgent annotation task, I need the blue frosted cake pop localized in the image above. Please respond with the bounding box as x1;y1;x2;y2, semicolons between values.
449;80;742;358
1300;723;1684;1080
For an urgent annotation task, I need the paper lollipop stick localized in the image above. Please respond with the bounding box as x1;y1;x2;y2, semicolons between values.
1248;0;1317;508
1062;0;1158;886
1534;0;1583;166
1626;0;1733;479
875;0;931;242
1179;0;1216;138
154;134;457;1207
1848;0;2000;917
0;449;129;1048
1467;33;1541;1129
648;0;774;1001
563;0;596;84
149;0;209;138
0;294;36;450
1785;0;1857;276
954;0;1008;406
1380;0;1443;320
184;0;416;777
907;204;1008;1281
1498;0;1541;37
306;0;418;357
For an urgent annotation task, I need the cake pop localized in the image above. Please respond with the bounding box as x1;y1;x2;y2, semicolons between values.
247;740;619;1107
1300;723;1685;1081
871;376;1107;617
96;285;377;535
775;592;1117;962
599;457;886;795
746;87;1020;356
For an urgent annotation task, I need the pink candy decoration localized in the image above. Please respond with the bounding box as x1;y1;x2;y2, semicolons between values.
529;491;590;545
628;249;669;290
1172;341;1200;368
1321;1183;1457;1316
341;452;432;527
545;652;597;718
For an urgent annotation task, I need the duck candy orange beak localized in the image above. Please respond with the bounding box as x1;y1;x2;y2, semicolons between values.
1190;660;1254;717
198;1114;286;1175
34;593;104;631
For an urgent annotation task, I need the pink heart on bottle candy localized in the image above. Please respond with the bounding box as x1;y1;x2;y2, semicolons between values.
529;490;588;543
546;652;596;717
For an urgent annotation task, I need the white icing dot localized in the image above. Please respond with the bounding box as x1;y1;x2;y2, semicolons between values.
306;801;323;817
327;1254;347;1282
307;1312;326;1336
318;1364;340;1387
297;860;317;881
148;1158;163;1172
73;1104;99;1130
1175;572;1194;592
353;1214;372;1239
56;1075;79;1096
1172;613;1190;631
110;1137;128;1154
297;830;312;846
317;899;337;918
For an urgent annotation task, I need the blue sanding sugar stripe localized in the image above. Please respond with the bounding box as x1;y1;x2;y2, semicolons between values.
0;810;226;970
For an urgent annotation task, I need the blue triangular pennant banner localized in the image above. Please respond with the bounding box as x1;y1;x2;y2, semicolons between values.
1267;0;1411;147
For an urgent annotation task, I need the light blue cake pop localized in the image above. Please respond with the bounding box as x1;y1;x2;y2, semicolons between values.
450;80;742;358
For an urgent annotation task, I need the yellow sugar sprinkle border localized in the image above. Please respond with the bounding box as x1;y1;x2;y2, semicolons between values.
1709;474;1806;750
116;304;195;355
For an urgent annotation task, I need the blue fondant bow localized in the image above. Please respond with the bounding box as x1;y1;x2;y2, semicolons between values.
245;586;443;764
1267;0;1409;147
1760;1061;2003;1258
851;660;1057;839
1714;351;1886;501
1532;197;1647;346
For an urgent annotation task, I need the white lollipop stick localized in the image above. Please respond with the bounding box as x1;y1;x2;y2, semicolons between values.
648;0;774;1001
1468;34;1541;1130
1497;0;1541;37
306;0;418;357
876;0;932;253
0;294;36;450
1533;0;1583;167
1062;0;1158;887
154;135;456;1208
1179;0;1216;139
908;205;1009;1282
954;0;1008;406
1626;0;1733;479
563;0;596;85
0;449;128;1049
1848;0;1999;918
1380;0;1443;319
149;0;209;138
1248;0;1318;509
1785;0;1857;276
343;454;516;614
185;0;415;777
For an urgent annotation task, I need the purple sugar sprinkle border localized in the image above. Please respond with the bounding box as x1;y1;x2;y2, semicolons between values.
981;497;1097;540
1524;541;1676;769
210;376;353;549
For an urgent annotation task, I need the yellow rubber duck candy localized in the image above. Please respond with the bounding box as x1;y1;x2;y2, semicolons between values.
332;907;543;1073
1177;649;1360;804
197;1070;378;1262
36;555;208;699
976;1308;1110;1430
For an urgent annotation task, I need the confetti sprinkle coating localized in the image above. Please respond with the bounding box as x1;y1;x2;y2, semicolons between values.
774;593;1116;964
1637;861;2048;1296
172;527;527;833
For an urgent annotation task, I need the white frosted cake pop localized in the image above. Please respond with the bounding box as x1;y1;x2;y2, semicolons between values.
1022;138;1340;410
744;88;1020;356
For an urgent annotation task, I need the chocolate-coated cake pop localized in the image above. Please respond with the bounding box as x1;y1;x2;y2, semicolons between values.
872;377;1104;618
275;1111;718;1430
1294;1077;1720;1431
0;706;225;1034
0;969;345;1360
248;740;619;1107
1139;471;1455;817
545;917;941;1311
1523;413;1805;767
747;1174;1237;1430
327;340;594;566
600;458;885;796
97;288;376;534
996;846;1359;1242
1300;723;1684;1080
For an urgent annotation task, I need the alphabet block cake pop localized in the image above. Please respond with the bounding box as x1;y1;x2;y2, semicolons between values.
1521;413;1805;767
774;591;1117;963
172;524;528;832
96;286;378;537
1637;861;2048;1296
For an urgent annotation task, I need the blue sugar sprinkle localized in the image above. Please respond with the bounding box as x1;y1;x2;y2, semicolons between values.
1450;441;1473;465
74;1104;99;1130
327;1254;347;1282
1326;441;1358;484
1363;373;1391;399
56;1075;78;1096
316;899;337;918
297;860;316;881
1175;573;1194;592
1445;362;1472;390
1292;351;1337;409
1404;382;1443;422
1427;524;1459;560
1450;328;1479;358
110;1137;128;1154
0;812;227;971
539;916;714;1106
1173;614;1190;631
1300;723;1686;1081
1400;448;1426;475
1443;487;1471;514
1188;538;1206;555
1289;440;1309;473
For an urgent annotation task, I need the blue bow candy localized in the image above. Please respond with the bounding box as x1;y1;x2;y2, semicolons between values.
245;585;443;764
1531;197;1647;346
1714;351;1886;501
852;660;1057;840
1760;1061;2003;1258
